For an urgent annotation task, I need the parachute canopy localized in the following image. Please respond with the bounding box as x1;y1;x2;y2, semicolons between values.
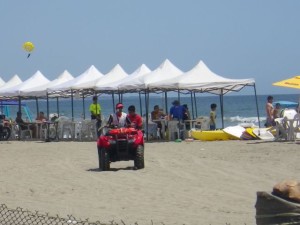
23;42;34;52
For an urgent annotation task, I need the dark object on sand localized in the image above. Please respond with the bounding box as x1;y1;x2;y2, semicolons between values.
255;191;300;225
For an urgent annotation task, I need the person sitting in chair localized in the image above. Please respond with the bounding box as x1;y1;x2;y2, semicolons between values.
36;111;47;122
15;111;36;138
151;105;166;137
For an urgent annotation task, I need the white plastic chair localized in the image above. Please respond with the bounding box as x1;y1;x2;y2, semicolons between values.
194;116;210;130
275;111;300;141
78;120;97;141
57;117;75;140
291;113;300;140
143;120;158;140
167;120;180;141
18;124;32;140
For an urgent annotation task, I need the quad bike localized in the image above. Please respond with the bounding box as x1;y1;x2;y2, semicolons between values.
97;127;144;171
0;115;11;141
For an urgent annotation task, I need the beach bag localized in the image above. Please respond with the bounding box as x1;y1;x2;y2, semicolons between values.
272;180;300;203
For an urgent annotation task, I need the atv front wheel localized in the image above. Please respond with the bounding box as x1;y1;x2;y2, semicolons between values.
134;145;144;169
98;147;110;171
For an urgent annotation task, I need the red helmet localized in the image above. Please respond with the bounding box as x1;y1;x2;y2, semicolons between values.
116;103;124;109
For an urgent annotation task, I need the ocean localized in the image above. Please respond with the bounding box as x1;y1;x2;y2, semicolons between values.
21;93;299;128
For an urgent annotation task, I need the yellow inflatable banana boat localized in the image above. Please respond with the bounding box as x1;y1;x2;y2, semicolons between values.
191;129;233;141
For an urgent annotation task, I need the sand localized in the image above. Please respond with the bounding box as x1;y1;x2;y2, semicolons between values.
0;139;299;225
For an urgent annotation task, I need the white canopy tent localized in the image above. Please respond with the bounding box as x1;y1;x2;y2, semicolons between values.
148;61;255;93
21;70;74;97
118;59;183;92
93;64;129;90
0;71;50;97
0;60;260;130
0;75;23;95
0;77;5;88
48;65;104;92
146;60;258;128
94;64;151;92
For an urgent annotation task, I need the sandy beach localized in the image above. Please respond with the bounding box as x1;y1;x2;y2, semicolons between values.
0;139;299;225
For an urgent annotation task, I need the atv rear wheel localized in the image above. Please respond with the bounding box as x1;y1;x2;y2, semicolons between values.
98;147;110;171
134;145;144;169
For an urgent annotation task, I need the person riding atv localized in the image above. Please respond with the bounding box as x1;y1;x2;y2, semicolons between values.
97;103;144;171
106;102;131;128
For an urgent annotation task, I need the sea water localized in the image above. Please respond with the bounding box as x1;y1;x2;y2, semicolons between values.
23;93;299;128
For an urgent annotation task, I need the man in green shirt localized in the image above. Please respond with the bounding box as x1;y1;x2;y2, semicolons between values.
89;96;102;136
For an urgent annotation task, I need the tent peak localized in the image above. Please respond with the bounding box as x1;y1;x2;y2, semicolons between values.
107;64;127;75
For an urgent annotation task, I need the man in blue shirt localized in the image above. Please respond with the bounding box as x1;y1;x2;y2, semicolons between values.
169;100;185;121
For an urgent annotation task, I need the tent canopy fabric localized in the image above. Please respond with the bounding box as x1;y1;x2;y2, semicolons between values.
0;75;22;93
22;70;74;97
149;61;255;94
94;64;151;92
0;77;5;88
0;59;255;97
94;64;129;90
49;65;104;92
118;59;183;92
0;71;49;97
273;76;300;90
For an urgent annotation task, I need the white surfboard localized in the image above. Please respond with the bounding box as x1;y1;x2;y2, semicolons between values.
252;128;274;140
223;125;245;139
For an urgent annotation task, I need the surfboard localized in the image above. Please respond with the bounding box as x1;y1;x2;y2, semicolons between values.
252;128;274;140
245;127;259;138
223;125;246;140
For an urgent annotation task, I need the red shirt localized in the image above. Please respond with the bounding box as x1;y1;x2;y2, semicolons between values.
127;113;143;129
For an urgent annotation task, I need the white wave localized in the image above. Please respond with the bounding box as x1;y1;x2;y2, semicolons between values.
225;116;266;123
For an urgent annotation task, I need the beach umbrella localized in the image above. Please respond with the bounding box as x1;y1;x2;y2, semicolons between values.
273;76;300;89
273;76;300;109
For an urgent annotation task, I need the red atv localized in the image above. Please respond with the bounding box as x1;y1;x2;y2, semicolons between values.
97;127;144;171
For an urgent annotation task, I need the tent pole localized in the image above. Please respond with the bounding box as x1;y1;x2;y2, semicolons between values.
253;84;261;128
139;92;142;116
144;91;149;141
112;92;115;113
46;93;50;142
46;93;49;120
56;97;59;117
18;96;21;140
35;97;39;117
71;90;74;121
190;92;194;119
219;89;224;128
193;92;198;118
82;93;85;119
164;92;168;115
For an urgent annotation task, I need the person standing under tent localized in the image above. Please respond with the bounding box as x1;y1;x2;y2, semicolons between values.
209;103;217;130
169;100;184;121
89;96;102;137
265;95;275;127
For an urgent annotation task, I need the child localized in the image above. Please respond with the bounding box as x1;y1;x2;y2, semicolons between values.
209;103;217;130
273;103;281;119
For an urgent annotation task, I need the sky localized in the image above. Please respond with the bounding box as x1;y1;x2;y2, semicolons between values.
1;0;300;95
